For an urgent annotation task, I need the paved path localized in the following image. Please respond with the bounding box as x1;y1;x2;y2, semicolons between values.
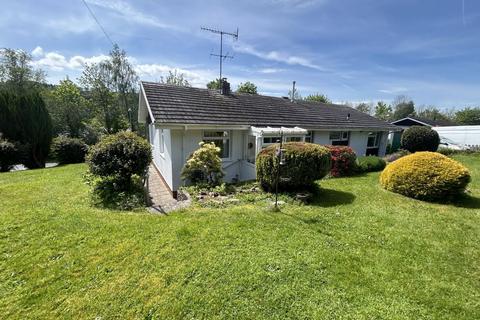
147;165;191;214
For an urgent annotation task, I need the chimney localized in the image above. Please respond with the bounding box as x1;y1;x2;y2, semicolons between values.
221;78;231;95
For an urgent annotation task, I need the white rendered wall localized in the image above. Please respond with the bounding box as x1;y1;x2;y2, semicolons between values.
349;131;369;156
167;129;247;190
151;127;174;191
312;131;330;145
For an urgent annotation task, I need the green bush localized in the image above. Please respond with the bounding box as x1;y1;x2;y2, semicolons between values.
88;175;148;210
0;139;19;172
401;126;440;153
380;152;470;201
325;145;357;177
357;156;386;172
256;142;331;191
51;136;88;164
86;131;152;209
87;131;151;183
181;142;224;186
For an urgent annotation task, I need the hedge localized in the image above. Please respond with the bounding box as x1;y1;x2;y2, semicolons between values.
357;156;386;172
51;136;88;164
256;142;331;191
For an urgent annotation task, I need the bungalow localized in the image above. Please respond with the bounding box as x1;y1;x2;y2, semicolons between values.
138;81;399;196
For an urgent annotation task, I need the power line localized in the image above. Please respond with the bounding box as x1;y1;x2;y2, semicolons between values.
81;0;115;46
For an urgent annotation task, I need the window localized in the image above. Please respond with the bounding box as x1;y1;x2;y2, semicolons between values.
285;136;302;142
263;136;281;145
367;132;381;148
159;129;164;153
329;131;349;146
305;131;314;143
203;131;230;158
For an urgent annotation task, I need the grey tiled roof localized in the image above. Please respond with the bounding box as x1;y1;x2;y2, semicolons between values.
142;81;399;130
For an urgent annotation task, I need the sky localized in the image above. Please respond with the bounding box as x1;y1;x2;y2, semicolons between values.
1;0;479;108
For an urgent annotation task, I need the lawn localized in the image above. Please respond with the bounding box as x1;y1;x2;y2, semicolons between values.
0;155;479;319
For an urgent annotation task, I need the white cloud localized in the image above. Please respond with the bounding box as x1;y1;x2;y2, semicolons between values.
44;15;97;35
258;68;285;74
378;87;408;94
31;46;44;58
31;47;109;72
233;42;326;71
86;0;182;31
30;47;216;87
134;64;218;87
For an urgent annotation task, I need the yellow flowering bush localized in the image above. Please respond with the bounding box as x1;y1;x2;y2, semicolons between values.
380;151;471;201
181;142;224;186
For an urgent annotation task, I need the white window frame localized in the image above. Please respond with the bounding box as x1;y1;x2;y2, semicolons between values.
367;132;381;148
285;136;303;142
329;131;350;145
203;130;231;159
305;131;314;143
262;136;282;147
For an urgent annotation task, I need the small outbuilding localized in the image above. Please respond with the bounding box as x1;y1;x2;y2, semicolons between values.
390;116;457;150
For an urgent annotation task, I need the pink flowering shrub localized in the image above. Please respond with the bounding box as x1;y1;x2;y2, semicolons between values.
325;145;357;177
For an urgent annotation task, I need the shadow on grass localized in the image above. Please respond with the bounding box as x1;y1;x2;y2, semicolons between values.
310;186;356;207
446;194;480;209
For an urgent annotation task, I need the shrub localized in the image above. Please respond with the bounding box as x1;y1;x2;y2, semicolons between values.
51;136;88;164
87;175;147;210
384;149;410;162
325;145;357;177
181;142;224;186
437;147;480;157
401;126;440;153
256;142;331;191
86;131;152;209
357;156;386;172
380;152;470;201
0;139;19;172
87;131;152;184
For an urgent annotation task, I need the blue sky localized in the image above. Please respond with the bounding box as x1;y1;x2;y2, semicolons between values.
1;0;479;108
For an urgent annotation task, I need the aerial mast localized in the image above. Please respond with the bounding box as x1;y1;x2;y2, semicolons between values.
201;27;239;83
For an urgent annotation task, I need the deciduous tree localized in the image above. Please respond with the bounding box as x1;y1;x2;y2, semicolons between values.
161;70;190;86
355;102;372;114
0;48;45;93
392;95;415;120
236;81;257;94
304;93;331;103
374;101;392;121
45;79;88;137
455;107;480;125
207;79;221;90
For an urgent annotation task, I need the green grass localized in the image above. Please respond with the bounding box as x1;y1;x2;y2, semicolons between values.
0;155;479;319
